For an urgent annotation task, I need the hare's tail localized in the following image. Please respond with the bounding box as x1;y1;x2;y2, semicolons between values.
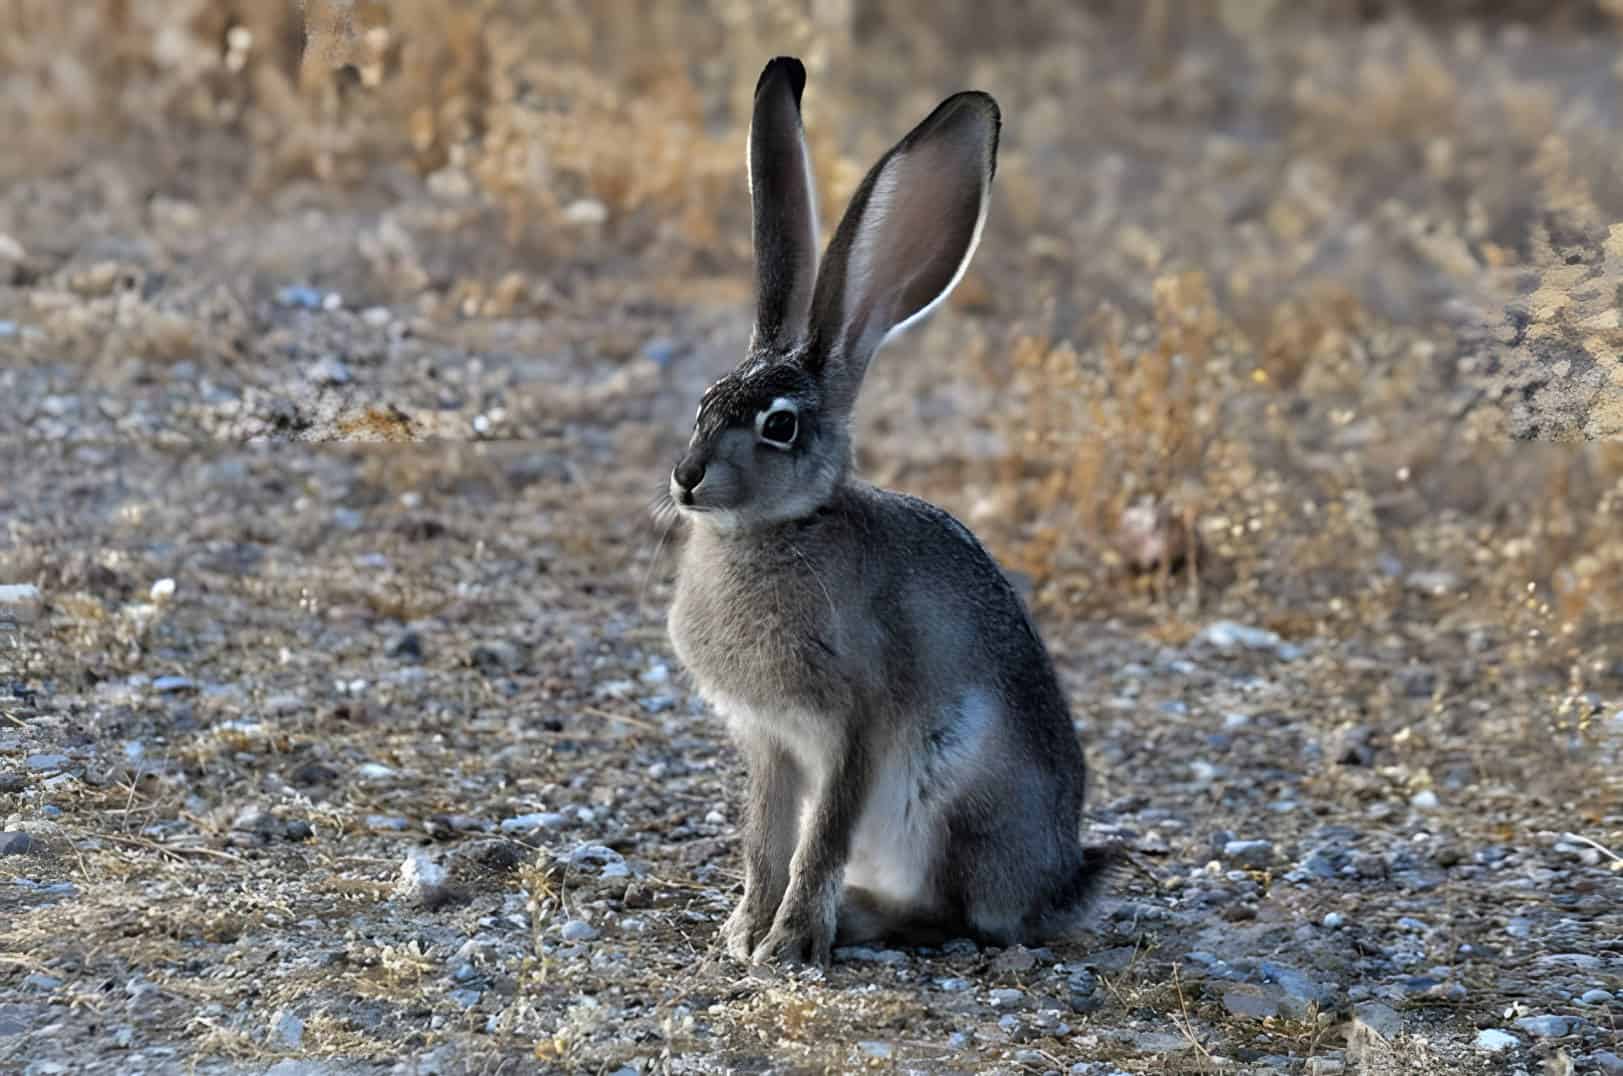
1043;843;1124;933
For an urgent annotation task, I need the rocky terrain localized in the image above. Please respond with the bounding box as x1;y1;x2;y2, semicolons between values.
2;3;1620;1074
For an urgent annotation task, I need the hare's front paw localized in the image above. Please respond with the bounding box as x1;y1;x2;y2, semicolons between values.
750;896;836;967
720;900;768;963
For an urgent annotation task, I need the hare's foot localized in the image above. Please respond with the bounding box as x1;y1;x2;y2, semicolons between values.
751;891;836;967
720;899;772;963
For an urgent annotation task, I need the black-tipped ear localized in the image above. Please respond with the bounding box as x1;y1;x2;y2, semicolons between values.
749;56;820;350
806;90;1000;410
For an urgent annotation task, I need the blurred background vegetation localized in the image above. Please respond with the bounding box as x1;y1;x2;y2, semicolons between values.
4;0;1621;715
2;6;1619;1067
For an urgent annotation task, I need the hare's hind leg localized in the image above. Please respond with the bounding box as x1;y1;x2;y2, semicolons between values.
837;886;962;949
944;776;1086;946
954;833;1114;945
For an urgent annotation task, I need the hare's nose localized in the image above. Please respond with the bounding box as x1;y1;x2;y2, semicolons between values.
673;456;707;492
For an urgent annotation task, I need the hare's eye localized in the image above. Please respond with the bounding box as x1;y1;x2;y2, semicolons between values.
759;408;798;447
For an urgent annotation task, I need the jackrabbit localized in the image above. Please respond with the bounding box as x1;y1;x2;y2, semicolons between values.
666;56;1111;966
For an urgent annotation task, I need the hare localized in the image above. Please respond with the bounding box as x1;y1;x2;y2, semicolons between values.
666;56;1112;967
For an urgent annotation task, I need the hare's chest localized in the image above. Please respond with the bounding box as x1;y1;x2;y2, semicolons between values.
669;544;844;731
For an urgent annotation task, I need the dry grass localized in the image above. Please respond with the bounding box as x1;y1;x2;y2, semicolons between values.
3;3;1621;1074
2;0;855;248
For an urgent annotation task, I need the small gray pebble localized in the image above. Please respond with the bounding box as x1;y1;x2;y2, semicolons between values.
559;920;598;942
1589;1051;1623;1075
1223;989;1279;1020
1473;1028;1520;1053
271;1010;304;1050
1222;839;1275;868
1536;953;1602;971
470;640;521;674
1352;1001;1401;1039
387;630;424;662
1351;851;1387;878
307;356;352;386
991;945;1040;974
500;812;566;834
1427;980;1467;1002
1513;1014;1577;1038
0;831;37;856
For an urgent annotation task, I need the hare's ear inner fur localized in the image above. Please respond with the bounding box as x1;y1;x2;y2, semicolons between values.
805;90;1000;409
750;57;820;350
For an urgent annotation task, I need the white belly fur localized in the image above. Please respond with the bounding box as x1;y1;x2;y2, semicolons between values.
844;744;937;906
709;687;1001;912
847;687;1001;908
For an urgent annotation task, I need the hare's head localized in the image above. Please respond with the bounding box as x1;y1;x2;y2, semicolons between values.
670;57;1000;530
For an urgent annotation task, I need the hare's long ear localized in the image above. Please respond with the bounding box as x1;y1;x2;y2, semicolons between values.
806;90;999;411
749;57;820;350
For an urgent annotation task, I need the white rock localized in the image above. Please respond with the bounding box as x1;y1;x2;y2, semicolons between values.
568;843;624;868
501;812;566;834
270;1009;304;1049
395;850;446;901
0;584;42;624
149;578;176;601
1406;570;1460;595
1474;1028;1520;1052
564;199;608;225
559;919;598;942
1198;620;1279;650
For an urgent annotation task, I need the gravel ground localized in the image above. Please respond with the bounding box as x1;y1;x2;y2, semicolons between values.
3;5;1622;1075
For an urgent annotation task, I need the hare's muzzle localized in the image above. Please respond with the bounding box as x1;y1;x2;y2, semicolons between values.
672;455;707;504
